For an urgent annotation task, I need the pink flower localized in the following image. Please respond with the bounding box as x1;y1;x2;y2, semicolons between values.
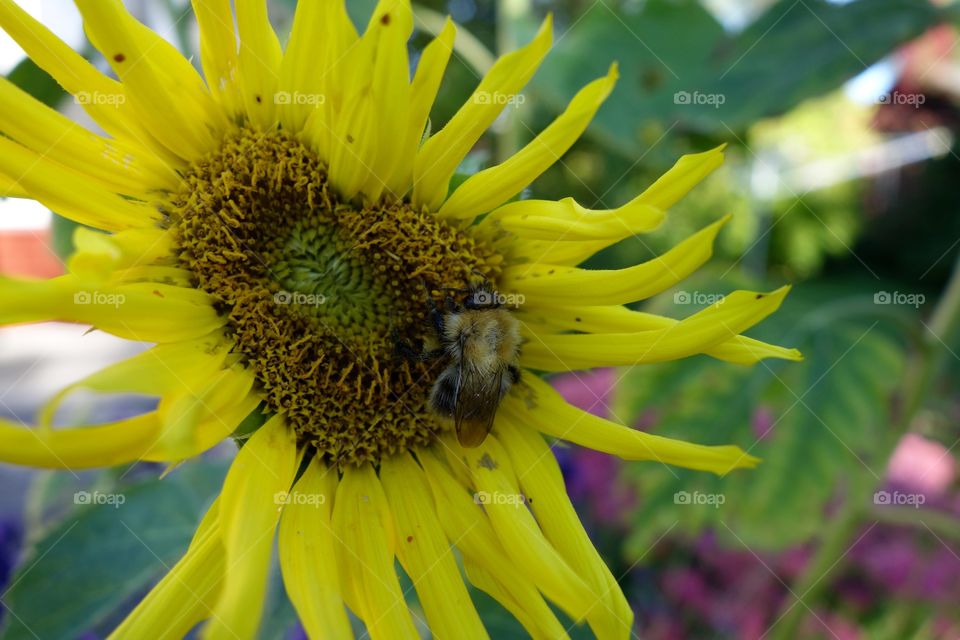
886;433;956;497
550;368;616;417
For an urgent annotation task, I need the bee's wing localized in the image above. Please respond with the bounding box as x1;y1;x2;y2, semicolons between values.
454;361;504;448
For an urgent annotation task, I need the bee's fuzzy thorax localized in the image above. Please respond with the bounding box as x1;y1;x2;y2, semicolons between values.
441;309;520;366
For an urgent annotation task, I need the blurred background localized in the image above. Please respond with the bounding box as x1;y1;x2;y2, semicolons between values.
2;0;960;638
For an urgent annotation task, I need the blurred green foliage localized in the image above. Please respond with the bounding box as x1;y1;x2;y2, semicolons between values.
615;277;910;551
1;461;228;640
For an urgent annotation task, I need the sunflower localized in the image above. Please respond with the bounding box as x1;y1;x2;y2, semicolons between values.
0;1;801;638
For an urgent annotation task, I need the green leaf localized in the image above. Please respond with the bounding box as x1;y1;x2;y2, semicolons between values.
615;279;908;552
535;0;941;157
0;459;228;640
696;0;939;129
535;0;724;161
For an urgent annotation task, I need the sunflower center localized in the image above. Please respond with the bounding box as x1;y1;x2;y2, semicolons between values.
168;129;501;465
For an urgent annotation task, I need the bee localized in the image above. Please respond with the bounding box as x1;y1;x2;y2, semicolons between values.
396;282;522;447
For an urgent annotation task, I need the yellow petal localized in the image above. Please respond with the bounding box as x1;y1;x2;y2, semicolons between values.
297;4;360;162
67;226;175;282
277;0;356;133
109;266;195;289
111;502;225;640
439;64;619;220
75;0;220;161
385;17;456;196
635;144;726;210
0;275;225;343
203;415;299;640
235;0;283;128
144;385;260;464
331;464;418;640
491;145;727;267
508;376;759;475
496;238;608;269
0;367;256;470
503;215;729;307
498;424;633;639
484;195;664;241
0;172;27;198
278;459;353;640
0;77;177;194
38;335;229;428
67;228;123;282
412;16;553;211
0;413;162;469
326;1;415;202
192;0;242;116
452;436;596;623
520;286;791;369
381;453;487;640
705;336;804;364
0;0;151;147
360;0;414;202
0;137;156;231
418;449;569;639
153;367;258;462
518;303;803;365
327;85;379;200
461;558;570;640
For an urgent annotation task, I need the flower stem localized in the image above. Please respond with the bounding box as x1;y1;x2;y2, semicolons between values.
872;504;960;541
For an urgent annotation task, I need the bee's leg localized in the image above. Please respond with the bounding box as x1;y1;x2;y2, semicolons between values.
430;306;445;335
423;347;446;360
392;328;422;361
393;331;445;363
394;339;422;362
401;346;445;363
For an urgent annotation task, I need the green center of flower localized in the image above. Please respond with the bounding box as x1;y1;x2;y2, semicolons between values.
168;129;501;465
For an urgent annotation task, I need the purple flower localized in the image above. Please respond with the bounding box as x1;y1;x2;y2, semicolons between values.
0;518;23;625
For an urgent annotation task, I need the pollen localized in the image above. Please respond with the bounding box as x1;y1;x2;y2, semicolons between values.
168;129;501;465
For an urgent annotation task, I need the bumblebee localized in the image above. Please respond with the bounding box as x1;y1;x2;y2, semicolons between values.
397;283;522;447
